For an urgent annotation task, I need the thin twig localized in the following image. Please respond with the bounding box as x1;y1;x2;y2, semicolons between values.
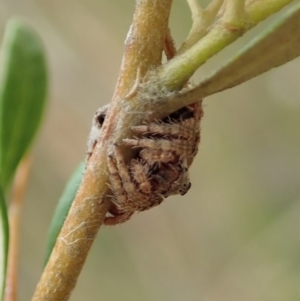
178;0;223;54
157;0;295;90
4;155;32;301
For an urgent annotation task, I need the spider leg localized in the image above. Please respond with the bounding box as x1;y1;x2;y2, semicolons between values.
123;138;194;159
131;120;197;140
129;158;165;211
139;148;177;165
107;151;131;209
104;208;133;226
140;193;164;211
112;145;158;212
130;159;152;194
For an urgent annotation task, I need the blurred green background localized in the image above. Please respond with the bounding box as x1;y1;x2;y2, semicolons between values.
1;1;299;300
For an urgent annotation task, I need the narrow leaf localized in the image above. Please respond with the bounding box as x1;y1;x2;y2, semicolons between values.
0;186;8;301
0;19;48;190
171;3;300;109
198;3;300;94
44;163;84;264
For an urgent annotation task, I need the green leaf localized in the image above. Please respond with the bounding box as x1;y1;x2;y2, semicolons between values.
44;162;84;264
196;3;300;97
172;3;300;109
0;19;48;190
200;2;300;93
0;186;8;301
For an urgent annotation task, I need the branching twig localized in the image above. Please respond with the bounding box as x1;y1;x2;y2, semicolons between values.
31;0;297;300
156;0;294;90
178;0;223;54
158;2;300;112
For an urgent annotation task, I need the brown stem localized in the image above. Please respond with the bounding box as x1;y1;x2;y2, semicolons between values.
4;155;32;301
31;1;173;300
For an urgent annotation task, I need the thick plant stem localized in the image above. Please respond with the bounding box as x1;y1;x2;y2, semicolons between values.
31;1;172;301
113;0;172;98
5;155;31;301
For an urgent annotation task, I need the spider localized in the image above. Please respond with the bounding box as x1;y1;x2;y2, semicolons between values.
87;101;203;225
86;104;109;161
126;101;202;167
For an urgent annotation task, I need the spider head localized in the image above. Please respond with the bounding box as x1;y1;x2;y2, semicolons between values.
179;182;191;195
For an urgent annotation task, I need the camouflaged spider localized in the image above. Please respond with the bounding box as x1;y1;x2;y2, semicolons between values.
87;101;203;225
